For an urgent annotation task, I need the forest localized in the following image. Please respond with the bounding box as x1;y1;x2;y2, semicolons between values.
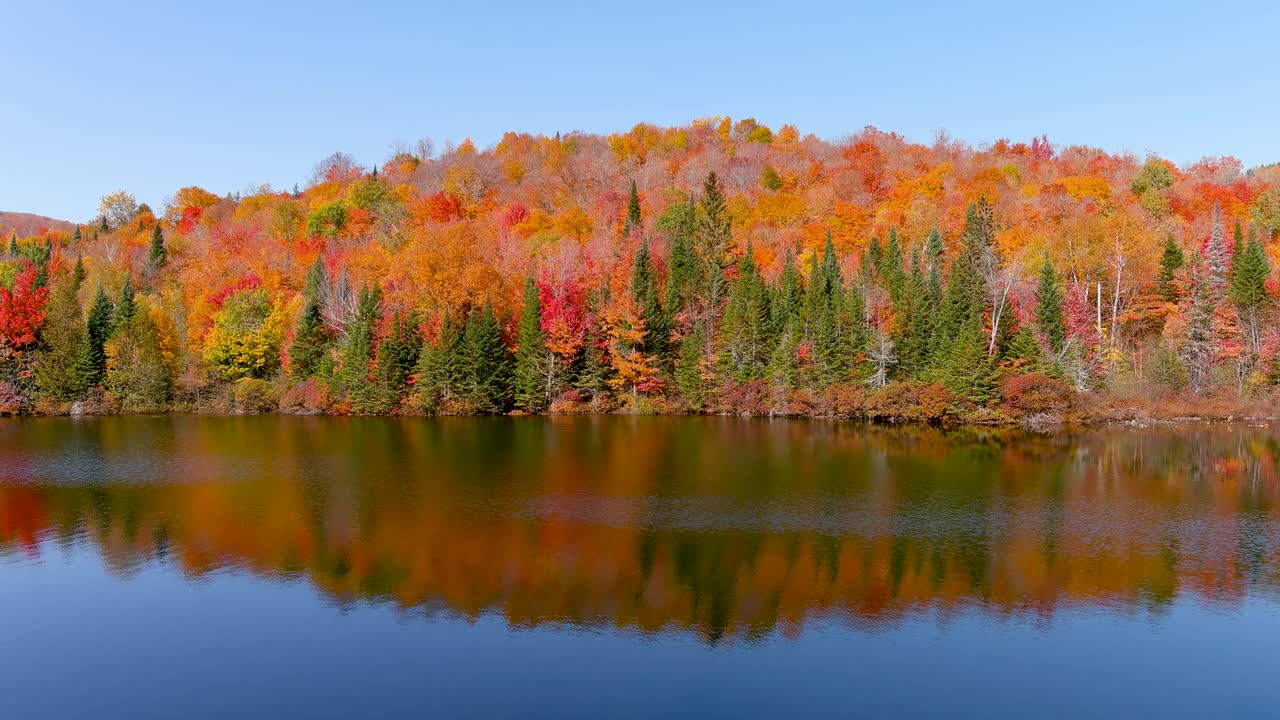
2;118;1279;423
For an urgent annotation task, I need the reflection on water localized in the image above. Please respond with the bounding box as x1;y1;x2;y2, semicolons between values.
2;416;1280;642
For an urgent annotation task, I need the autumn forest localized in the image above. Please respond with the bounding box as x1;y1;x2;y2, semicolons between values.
4;118;1280;421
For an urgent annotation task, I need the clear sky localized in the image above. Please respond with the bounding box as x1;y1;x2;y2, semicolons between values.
4;0;1277;222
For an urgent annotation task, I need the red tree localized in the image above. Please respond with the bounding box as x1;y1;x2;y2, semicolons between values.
0;262;49;349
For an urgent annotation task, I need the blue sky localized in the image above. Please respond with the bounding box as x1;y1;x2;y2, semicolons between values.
4;0;1277;221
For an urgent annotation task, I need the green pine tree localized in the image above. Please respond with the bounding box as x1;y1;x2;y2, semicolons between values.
289;257;330;378
413;313;463;412
72;254;87;291
1229;226;1270;353
940;314;999;404
660;197;701;314
1156;233;1185;303
370;311;421;414
935;199;994;362
337;283;381;411
461;301;512;414
115;276;137;325
719;242;771;382
513;277;550;412
149;224;167;269
82;284;115;386
674;331;708;411
1034;258;1066;355
624;180;642;236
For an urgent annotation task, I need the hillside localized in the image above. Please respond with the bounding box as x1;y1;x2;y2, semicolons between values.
1;118;1279;419
0;211;74;237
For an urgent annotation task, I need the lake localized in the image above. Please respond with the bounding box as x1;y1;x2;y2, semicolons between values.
1;416;1278;718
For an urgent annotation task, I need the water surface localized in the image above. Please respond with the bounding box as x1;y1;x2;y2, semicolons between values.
1;416;1278;718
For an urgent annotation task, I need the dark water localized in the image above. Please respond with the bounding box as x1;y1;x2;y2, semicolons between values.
2;416;1279;718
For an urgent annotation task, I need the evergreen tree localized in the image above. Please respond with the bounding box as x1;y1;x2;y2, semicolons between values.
719;242;771;382
574;323;610;406
413;313;463;412
513;277;550;412
1003;326;1045;372
115;276;136;325
461;301;512;414
1185;208;1228;394
862;235;882;283
72;255;86;291
370;311;421;413
661;198;701;314
771;248;803;338
840;282;870;382
940;314;999;404
893;250;929;377
923;228;945;358
696;172;734;327
149;224;167;269
82;283;114;385
72;226;82;244
1156;233;1185;303
1034;258;1066;355
337;283;381;411
289;257;330;378
765;319;802;391
630;237;668;358
1228;226;1269;353
935;199;994;360
624;179;642;236
674;330;708;411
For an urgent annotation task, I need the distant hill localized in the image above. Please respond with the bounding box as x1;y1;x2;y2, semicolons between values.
0;211;75;237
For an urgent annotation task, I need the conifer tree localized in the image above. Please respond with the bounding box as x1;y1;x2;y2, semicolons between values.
696;172;733;327
893;250;929;377
461;301;511;414
289;257;330;378
82;284;114;385
1185;208;1228;394
771;248;803;337
719;242;771;382
1156;233;1185;303
674;330;707;411
337;283;381;410
661;198;701;315
72;255;86;291
923;228;945;358
370;311;421;413
1035;258;1066;355
630;237;668;358
149;224;167;269
765;319;802;391
115;277;136;325
936;200;994;359
574;323;610;406
941;314;999;403
413;314;463;412
624;180;642;236
1228;227;1269;353
513;277;550;412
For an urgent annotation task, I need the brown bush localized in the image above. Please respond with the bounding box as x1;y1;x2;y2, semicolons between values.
713;380;774;416
824;383;868;418
1000;372;1073;415
280;377;331;414
867;382;953;424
